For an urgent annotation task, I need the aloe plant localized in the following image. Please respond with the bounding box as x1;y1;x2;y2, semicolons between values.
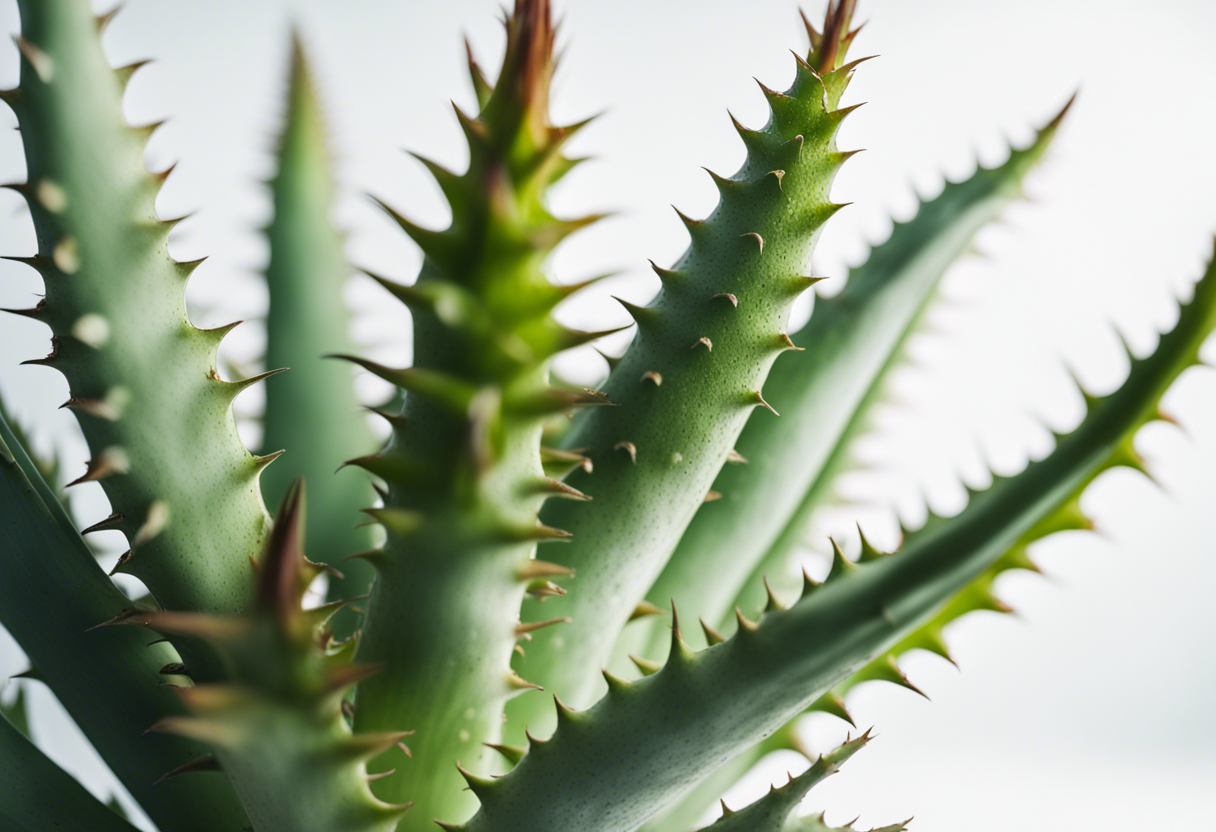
257;40;379;635
1;1;1211;830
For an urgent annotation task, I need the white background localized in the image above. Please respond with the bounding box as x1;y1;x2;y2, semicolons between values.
1;1;1214;829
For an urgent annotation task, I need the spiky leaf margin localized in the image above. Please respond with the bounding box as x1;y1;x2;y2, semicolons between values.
102;481;411;832
641;95;1073;653
455;249;1216;832
698;732;878;832
4;0;275;682
641;93;1074;829
258;37;377;632
508;0;865;736
0;408;249;831
347;0;610;822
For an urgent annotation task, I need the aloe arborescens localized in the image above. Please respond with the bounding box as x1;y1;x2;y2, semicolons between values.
1;1;1212;831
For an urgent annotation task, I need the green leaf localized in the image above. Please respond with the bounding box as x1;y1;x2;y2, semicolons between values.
815;242;1216;706
0;408;250;831
635;99;1075;830
454;248;1216;832
350;1;609;822
509;7;864;740
785;813;910;832
259;37;378;636
0;708;139;832
641;718;809;832
7;0;272;682
105;481;412;832
637;96;1072;660
698;733;871;832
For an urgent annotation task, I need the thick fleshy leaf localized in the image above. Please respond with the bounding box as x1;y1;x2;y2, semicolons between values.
509;2;864;741
454;249;1216;832
7;0;273;684
0;408;249;831
349;3;611;823
258;38;377;632
0;708;139;832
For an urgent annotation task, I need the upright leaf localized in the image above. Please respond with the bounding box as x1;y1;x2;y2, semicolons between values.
346;1;610;824
637;96;1072;658
509;0;866;737
259;39;377;633
102;481;411;832
5;0;274;684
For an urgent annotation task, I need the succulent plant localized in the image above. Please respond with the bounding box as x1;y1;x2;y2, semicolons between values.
1;1;1212;831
